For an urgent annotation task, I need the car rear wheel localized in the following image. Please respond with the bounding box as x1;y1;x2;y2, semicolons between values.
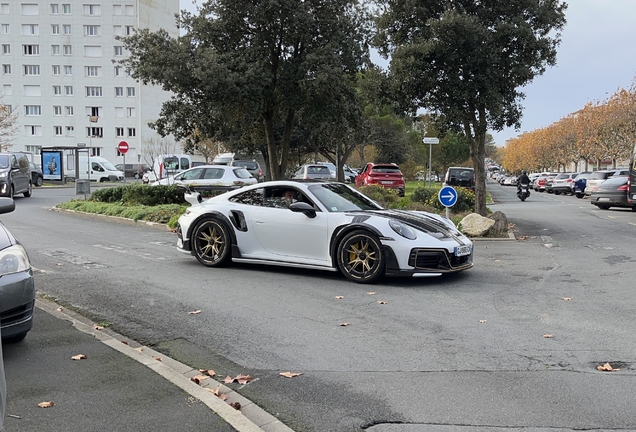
597;205;610;210
575;193;584;198
192;218;232;267
336;230;385;284
35;176;43;187
24;181;32;197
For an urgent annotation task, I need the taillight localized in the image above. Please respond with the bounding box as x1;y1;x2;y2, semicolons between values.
566;178;572;183
258;169;263;177
305;176;310;179
617;184;628;191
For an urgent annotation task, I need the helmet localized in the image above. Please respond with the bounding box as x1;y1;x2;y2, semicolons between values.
521;170;527;175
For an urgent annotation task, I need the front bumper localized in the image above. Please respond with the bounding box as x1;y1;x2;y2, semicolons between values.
0;269;36;339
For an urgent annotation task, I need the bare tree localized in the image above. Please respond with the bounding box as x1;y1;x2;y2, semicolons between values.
0;97;18;151
142;136;179;170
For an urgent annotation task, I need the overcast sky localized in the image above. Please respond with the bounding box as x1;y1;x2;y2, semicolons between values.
179;1;636;147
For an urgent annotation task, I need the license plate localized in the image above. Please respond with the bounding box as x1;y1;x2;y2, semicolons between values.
177;238;183;248
455;245;472;256
381;181;394;185
598;197;610;202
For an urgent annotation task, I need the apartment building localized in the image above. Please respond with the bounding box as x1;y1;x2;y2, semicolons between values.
0;1;179;170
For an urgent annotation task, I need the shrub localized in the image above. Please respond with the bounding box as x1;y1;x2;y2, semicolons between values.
91;184;186;206
356;185;401;207
411;185;475;213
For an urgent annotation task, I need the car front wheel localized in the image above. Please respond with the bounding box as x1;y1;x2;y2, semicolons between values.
35;176;43;187
192;218;232;267
336;230;385;283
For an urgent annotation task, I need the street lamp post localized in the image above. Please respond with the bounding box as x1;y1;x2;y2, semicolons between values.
88;115;98;184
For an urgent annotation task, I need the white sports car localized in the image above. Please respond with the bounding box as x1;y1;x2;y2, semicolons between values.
176;181;473;283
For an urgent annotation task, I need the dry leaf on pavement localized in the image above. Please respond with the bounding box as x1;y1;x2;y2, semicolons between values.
597;362;620;372
340;323;349;326
229;402;241;410
188;309;201;315
199;369;216;377
279;371;302;378
562;297;572;301
93;325;104;330
335;296;344;299
56;307;63;312
377;300;387;305
135;347;143;352
543;334;553;338
190;375;209;385
38;401;55;408
367;292;376;295
71;354;87;360
478;320;486;323
235;374;254;384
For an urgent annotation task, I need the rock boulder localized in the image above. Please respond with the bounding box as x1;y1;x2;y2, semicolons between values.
459;213;495;237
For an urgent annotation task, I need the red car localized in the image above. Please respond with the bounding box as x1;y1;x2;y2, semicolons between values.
355;163;405;196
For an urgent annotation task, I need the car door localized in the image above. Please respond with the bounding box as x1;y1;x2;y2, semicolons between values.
174;168;204;186
250;187;329;262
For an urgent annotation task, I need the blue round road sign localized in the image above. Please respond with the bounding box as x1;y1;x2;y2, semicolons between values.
438;186;458;207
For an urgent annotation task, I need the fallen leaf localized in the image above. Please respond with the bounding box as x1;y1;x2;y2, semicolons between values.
235;374;254;385
279;371;302;378
190;375;209;385
56;263;64;266
56;307;63;312
71;354;87;360
199;369;215;377
562;297;572;301
478;320;486;323
93;325;104;330
152;356;162;362
335;295;344;299
518;236;528;240
7;414;21;419
597;362;620;372
121;341;129;345
38;401;55;408
134;347;143;352
531;236;537;239
188;309;201;315
223;376;234;384
367;292;376;295
508;223;515;229
340;323;349;326
377;300;387;305
495;260;501;262
543;334;553;338
229;402;241;410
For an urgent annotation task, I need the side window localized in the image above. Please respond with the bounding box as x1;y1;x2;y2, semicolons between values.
180;157;190;170
203;168;224;180
228;188;263;206
182;168;203;180
11;155;18;168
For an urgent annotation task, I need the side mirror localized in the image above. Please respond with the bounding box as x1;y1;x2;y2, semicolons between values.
289;202;316;218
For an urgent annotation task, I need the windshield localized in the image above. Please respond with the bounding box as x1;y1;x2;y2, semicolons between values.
163;157;179;170
308;183;382;212
102;161;118;171
0;156;9;169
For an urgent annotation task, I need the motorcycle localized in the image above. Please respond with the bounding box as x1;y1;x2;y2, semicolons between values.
517;183;530;201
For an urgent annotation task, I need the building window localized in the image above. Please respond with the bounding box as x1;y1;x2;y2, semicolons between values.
84;4;100;15
51;44;60;55
127;128;136;137
125;5;134;16
51;24;59;34
0;4;9;15
26;145;41;155
126;87;135;97
63;24;71;34
85;66;101;77
64;65;72;76
88;126;102;137
113;5;122;15
1;64;10;74
65;106;73;116
62;4;70;14
84;25;100;36
63;45;72;55
52;64;60;74
113;66;122;76
54;126;63;136
64;85;73;95
113;25;122;36
114;46;123;56
23;45;40;55
51;4;59;14
125;25;134;35
24;85;41;96
1;44;9;54
24;65;40;75
53;105;62;115
65;125;74;136
87;106;101;117
115;107;123;118
1;24;9;35
114;87;123;97
25;105;42;116
26;125;42;136
115;127;124;137
53;85;61;95
86;86;102;97
22;24;39;35
126;107;135;118
84;45;102;57
21;4;39;15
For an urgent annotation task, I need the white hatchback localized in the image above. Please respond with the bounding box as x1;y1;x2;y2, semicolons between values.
151;165;257;189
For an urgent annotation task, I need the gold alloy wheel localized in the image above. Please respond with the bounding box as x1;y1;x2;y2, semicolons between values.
193;219;230;267
337;230;384;283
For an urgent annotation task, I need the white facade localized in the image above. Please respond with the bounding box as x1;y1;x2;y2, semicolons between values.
0;0;179;169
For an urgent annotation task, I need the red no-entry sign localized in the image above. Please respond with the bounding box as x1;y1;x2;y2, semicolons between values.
117;141;129;154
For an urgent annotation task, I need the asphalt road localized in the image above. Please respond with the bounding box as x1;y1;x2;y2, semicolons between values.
3;182;636;431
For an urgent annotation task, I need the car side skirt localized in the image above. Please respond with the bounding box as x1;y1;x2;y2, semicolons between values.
231;258;338;272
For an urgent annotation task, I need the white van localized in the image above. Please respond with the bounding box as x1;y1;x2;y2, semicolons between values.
143;154;192;183
67;156;124;182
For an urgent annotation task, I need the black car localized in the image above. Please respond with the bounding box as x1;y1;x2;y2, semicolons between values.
29;162;43;187
0;198;35;343
590;176;636;211
0;153;32;198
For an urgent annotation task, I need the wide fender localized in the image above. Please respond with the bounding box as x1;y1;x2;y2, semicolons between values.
188;210;237;247
329;222;386;268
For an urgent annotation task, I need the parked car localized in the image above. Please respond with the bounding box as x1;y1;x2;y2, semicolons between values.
230;160;264;182
590;176;636;211
0;153;32;198
584;169;629;197
503;176;517;186
533;172;556;192
444;167;475;191
318;162;357;183
292;164;334;181
176;181;473;283
115;163;148;179
0;198;35;343
543;173;560;193
573;172;592;198
356;163;406;196
151;165;257;189
550;173;578;195
29;162;43;187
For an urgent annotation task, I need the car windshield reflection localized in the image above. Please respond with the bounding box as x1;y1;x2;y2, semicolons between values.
308;183;382;212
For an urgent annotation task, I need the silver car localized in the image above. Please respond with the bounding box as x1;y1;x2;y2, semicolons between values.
584;169;629;197
292;164;333;180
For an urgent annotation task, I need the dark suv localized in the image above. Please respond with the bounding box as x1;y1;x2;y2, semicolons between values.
444;167;475;191
0;153;32;198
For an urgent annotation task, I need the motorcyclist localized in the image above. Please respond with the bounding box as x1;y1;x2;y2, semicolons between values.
517;170;530;195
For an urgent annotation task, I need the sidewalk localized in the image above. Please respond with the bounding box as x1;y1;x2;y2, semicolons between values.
2;299;292;432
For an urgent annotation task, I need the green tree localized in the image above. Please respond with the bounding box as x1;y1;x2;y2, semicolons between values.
375;0;567;215
119;0;370;180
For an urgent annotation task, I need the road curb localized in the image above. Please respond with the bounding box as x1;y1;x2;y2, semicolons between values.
35;297;295;432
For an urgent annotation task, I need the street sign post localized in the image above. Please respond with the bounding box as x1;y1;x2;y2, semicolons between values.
422;137;440;186
118;141;129;183
438;185;457;219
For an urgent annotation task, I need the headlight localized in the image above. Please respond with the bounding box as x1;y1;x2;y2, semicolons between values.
0;244;31;275
0;171;7;178
389;219;417;240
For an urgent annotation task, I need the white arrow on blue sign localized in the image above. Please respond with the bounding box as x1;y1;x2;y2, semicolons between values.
438;186;458;207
